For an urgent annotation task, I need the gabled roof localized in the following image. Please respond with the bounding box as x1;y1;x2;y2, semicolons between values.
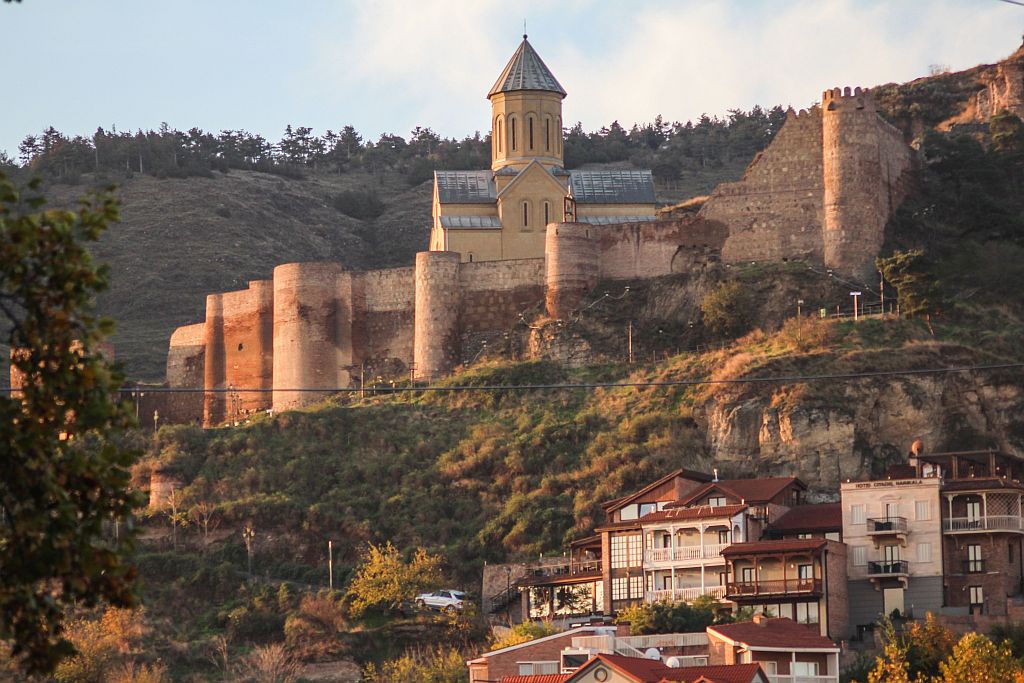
583;653;673;682
661;663;767;683
488;36;566;98
435;170;496;204
671;477;805;508
601;469;714;513
707;618;839;651
640;504;748;524
495;159;568;200
569;170;656;204
720;538;827;557
765;503;842;535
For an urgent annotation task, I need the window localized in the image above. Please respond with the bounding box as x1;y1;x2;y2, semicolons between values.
885;502;900;519
851;504;866;525
544;201;550;225
545;118;551;151
718;529;730;544
619;504;638;521
518;662;558;675
970;585;984;612
496;117;503;154
852;546;867;566
796;601;819;624
826;532;841;542
510;117;517;150
528;117;534;149
883;544;901;563
916;542;932;563
797;533;813;539
708;496;727;508
468;253;474;263
798;564;813;580
967;544;983;573
967;501;982;524
760;662;778;676
916;500;931;521
741;567;755;583
610;534;642;568
792;661;819;676
638;502;657;518
522;202;529;229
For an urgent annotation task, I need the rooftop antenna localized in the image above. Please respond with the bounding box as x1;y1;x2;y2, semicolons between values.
523;19;527;40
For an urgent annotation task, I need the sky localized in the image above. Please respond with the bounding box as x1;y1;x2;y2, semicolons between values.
1;0;1023;158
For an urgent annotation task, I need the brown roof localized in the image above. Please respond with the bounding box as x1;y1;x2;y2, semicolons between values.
590;654;674;682
594;519;643;532
721;538;826;556
499;676;571;683
601;469;714;512
708;618;838;650
766;503;842;534
640;504;748;523
941;477;1024;492
671;477;804;508
660;663;766;683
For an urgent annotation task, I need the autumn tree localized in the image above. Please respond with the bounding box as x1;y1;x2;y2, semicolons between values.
937;632;1024;683
345;542;443;617
0;174;142;674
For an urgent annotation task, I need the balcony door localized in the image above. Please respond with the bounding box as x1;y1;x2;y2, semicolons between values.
967;500;982;527
886;502;899;520
883;587;905;616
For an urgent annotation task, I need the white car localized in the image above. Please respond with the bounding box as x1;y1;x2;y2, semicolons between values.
415;589;467;612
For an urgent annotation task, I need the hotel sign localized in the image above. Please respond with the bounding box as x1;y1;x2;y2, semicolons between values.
852;479;925;489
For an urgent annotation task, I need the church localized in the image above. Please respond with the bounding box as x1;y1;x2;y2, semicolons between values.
428;36;658;263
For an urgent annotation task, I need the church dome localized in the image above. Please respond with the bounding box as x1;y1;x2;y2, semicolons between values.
488;35;566;98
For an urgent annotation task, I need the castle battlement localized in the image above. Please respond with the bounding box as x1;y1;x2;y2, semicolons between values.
822;86;876;109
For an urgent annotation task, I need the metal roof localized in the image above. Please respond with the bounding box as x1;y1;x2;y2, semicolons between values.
439;215;501;229
575;215;655;225
488;36;566;98
569;169;657;204
434;170;496;204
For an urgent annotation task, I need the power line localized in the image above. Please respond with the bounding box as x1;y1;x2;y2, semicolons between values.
30;360;1017;395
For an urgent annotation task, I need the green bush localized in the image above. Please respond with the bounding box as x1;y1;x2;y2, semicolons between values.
616;600;716;635
700;281;752;338
332;189;386;220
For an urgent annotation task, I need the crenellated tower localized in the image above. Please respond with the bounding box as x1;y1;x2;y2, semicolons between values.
821;86;912;277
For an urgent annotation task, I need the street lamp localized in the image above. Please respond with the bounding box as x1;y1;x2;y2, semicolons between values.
850;291;862;321
797;299;804;318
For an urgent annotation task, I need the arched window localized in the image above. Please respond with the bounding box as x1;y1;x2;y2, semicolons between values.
544;117;551;152
510;117;517;151
522;201;529;229
468;253;474;263
495;116;503;154
544;201;550;225
556;116;562;153
528;116;534;150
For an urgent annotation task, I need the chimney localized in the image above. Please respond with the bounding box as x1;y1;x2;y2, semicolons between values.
753;613;769;626
713;468;719;482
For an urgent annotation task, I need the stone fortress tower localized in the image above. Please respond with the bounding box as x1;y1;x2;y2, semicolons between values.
158;34;935;427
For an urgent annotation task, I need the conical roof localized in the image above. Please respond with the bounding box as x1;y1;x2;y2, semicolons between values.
488;35;566;99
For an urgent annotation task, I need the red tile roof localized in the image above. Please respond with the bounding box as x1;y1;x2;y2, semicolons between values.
670;477;804;508
499;676;571;683
640;504;748;523
660;662;766;683
594;653;674;681
721;538;826;556
766;503;842;533
708;618;838;650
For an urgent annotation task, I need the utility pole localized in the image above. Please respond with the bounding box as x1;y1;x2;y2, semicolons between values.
328;540;334;590
797;299;804;318
627;321;634;364
879;270;885;314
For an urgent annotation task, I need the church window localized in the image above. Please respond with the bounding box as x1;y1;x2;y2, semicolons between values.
545;117;550;151
522;201;529;228
544;201;550;225
510;117;517;151
528;117;534;150
556;117;562;153
496;117;503;154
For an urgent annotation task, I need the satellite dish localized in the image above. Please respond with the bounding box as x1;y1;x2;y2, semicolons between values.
644;647;660;660
665;657;684;668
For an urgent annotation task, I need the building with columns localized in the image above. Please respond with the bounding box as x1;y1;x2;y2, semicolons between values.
429;35;657;263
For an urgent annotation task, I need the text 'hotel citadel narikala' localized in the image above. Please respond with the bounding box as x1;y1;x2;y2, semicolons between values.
165;35;919;426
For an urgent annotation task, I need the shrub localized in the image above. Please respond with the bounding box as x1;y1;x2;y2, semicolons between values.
362;646;466;683
332;189;386;220
233;643;301;683
490;620;561;649
616;600;715;635
701;281;753;338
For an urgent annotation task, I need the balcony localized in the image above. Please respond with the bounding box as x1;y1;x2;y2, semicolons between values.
867;517;908;546
772;676;837;683
725;578;822;599
645;585;727;603
516;559;601;587
943;515;1024;534
867;560;909;578
963;559;986;574
644;543;729;566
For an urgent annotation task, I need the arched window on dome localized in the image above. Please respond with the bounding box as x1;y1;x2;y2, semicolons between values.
510;116;517;151
556;116;562;154
544;116;551;152
528;116;535;150
495;116;503;154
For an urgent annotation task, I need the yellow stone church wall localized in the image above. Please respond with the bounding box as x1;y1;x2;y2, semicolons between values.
490;90;564;171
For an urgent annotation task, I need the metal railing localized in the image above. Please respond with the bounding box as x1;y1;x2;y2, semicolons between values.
644;543;729;564
646;585;727;603
570;632;708;656
944;516;1024;532
773;676;836;683
867;517;908;534
867;560;909;576
725;578;822;597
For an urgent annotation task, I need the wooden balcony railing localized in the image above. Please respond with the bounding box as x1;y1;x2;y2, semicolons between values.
725;578;822;597
944;516;1024;533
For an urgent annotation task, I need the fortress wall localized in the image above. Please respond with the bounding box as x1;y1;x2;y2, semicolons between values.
201;281;274;425
545;223;599;319
822;87;914;276
353;266;415;367
595;218;729;280
167;323;205;388
700;107;826;264
458;258;545;333
273;262;351;412
414;251;462;380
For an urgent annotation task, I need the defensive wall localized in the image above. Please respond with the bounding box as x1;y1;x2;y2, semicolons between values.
162;84;916;425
